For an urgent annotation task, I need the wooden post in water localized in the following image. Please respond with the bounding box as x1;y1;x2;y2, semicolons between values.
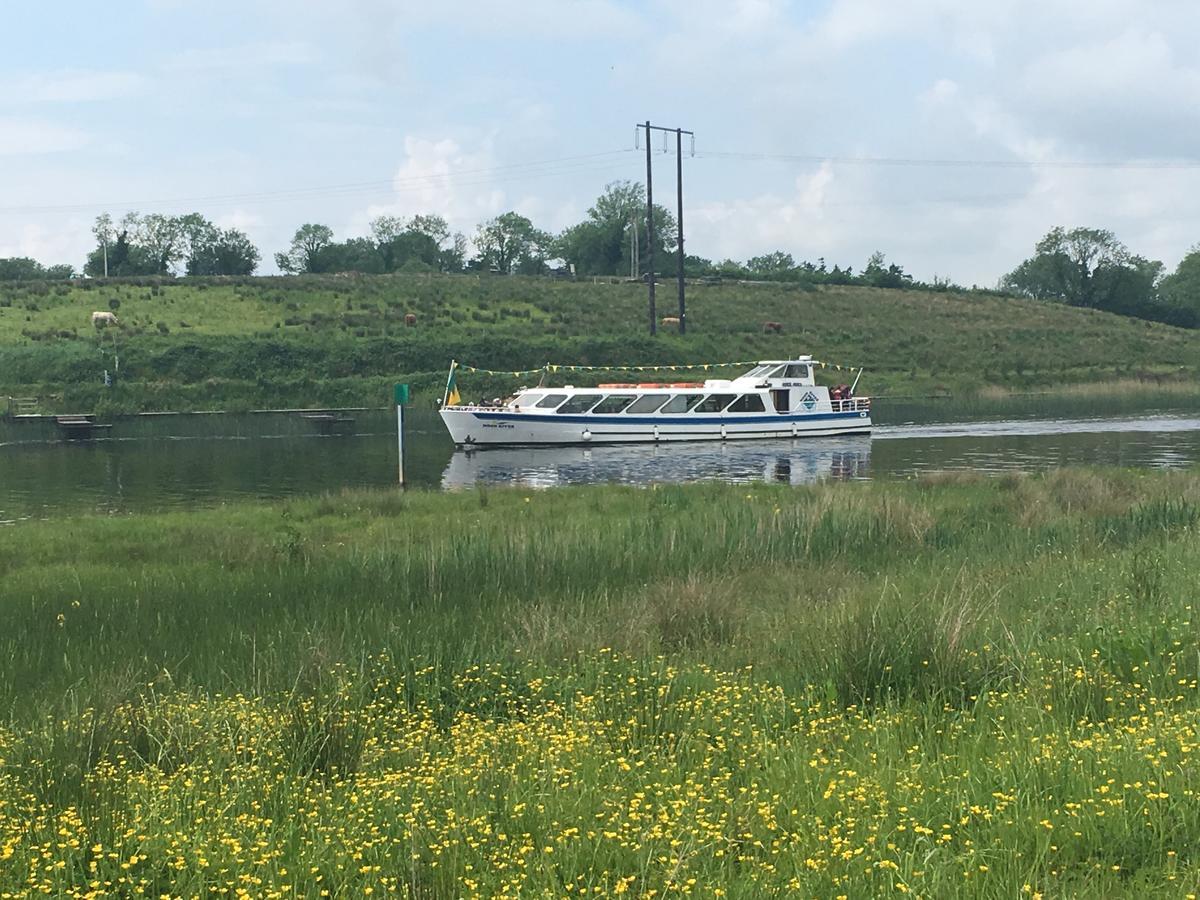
394;383;410;486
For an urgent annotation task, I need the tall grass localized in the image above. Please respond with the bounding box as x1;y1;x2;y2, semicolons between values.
4;472;1200;894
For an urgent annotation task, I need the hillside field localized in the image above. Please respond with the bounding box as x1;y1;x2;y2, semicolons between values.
1;273;1197;413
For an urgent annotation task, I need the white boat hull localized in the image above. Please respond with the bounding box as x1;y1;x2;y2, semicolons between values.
440;407;871;446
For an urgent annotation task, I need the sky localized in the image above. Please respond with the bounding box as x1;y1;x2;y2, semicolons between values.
4;0;1200;285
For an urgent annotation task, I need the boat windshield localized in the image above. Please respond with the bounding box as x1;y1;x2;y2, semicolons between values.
742;364;774;378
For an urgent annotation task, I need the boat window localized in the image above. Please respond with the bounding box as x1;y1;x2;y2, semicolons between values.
591;395;637;414
727;394;766;413
557;394;603;414
625;394;670;414
762;365;786;378
743;364;772;378
694;394;738;413
535;393;567;409
660;394;704;414
784;364;810;379
514;393;543;408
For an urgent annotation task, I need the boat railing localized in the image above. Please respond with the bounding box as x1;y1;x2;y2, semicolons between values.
830;397;871;413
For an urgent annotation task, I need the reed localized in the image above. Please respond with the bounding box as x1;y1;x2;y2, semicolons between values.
3;472;1200;895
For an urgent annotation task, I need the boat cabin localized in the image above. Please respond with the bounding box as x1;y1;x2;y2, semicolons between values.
484;357;865;417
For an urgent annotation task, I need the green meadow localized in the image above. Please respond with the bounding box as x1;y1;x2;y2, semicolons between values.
3;472;1200;895
2;273;1198;413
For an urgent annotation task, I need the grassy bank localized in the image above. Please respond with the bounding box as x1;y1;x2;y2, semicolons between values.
3;473;1200;894
2;273;1198;413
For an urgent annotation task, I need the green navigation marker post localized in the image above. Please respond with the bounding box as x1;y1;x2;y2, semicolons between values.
394;383;409;485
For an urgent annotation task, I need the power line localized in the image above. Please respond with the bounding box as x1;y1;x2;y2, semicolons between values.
696;150;1200;170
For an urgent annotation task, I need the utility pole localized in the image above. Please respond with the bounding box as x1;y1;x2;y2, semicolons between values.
637;121;694;336
644;120;655;335
675;128;686;334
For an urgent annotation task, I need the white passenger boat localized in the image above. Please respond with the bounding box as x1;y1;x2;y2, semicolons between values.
439;356;871;446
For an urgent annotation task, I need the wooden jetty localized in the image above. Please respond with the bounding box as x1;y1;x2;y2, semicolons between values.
53;415;113;439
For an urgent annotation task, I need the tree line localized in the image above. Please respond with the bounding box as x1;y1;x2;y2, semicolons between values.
4;181;1200;328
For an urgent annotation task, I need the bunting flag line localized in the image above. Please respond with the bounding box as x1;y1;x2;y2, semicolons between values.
454;360;758;377
451;359;865;377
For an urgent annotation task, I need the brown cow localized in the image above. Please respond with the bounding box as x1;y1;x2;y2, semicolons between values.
763;321;783;334
404;313;417;327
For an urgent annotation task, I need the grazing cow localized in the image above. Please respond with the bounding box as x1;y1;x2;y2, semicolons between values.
763;321;783;334
661;316;681;328
404;313;417;327
91;311;119;327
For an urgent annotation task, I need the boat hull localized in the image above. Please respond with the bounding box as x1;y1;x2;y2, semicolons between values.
440;407;871;446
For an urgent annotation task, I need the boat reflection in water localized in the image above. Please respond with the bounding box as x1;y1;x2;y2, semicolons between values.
441;435;871;490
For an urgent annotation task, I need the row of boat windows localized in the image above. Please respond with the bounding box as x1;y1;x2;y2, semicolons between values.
518;392;769;415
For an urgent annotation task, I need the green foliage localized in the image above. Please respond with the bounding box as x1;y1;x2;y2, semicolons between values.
274;223;334;274
1002;225;1190;326
555;180;676;276
0;257;73;281
84;212;260;277
1158;244;1200;326
474;211;552;275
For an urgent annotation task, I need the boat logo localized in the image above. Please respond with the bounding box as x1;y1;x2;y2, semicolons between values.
801;391;817;410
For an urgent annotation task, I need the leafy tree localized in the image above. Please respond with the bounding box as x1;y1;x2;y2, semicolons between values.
747;251;798;280
682;254;713;277
474;212;551;275
275;224;335;274
1159;246;1200;326
369;216;407;246
311;237;384;274
1002;226;1176;324
713;259;750;279
440;233;468;273
407;214;451;248
0;257;73;280
186;228;261;276
555;181;676;277
377;231;440;272
862;251;912;289
83;229;159;277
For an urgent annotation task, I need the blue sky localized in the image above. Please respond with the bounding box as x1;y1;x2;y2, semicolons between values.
4;0;1200;283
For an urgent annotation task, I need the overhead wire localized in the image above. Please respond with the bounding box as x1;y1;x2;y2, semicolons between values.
694;149;1200;170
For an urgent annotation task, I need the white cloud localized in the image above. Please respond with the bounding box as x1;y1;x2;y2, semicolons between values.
0;70;146;105
359;136;507;241
166;41;317;72
0;118;89;155
0;220;93;267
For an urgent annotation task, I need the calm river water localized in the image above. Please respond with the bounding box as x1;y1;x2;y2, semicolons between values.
3;408;1200;522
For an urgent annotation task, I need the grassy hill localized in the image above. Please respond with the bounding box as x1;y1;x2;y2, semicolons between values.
1;273;1197;413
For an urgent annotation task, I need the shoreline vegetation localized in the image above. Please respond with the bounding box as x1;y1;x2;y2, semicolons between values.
3;273;1200;415
3;472;1200;895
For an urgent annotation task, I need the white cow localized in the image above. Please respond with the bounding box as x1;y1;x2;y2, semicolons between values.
91;311;119;327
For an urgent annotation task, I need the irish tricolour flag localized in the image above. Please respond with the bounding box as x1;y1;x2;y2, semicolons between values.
444;361;461;406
